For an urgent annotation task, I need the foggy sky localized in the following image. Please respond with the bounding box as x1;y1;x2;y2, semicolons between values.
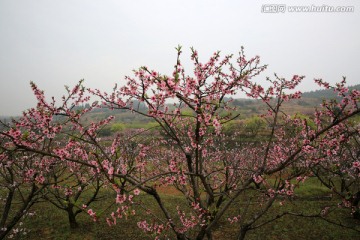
0;0;359;116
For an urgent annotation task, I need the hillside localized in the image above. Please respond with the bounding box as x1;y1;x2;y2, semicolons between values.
2;85;359;132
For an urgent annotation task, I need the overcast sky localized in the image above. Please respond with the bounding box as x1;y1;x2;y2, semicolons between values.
0;0;359;116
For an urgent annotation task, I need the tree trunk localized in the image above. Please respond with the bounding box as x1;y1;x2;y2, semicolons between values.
195;228;213;240
176;232;189;240
237;225;249;240
206;231;213;240
66;206;79;229
196;230;206;240
352;191;360;220
0;190;14;229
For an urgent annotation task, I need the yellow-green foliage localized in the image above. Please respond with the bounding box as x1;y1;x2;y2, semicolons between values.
110;123;125;132
243;116;266;135
180;109;195;117
292;113;316;129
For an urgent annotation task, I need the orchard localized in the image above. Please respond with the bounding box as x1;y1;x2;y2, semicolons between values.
1;47;359;239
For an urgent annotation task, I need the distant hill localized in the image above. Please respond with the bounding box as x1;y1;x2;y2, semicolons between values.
302;84;360;99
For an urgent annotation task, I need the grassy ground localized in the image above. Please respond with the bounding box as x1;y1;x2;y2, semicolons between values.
6;179;360;240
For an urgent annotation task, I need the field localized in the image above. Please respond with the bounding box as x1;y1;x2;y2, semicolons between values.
7;178;359;240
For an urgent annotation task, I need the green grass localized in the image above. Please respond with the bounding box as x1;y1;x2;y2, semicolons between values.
294;177;332;197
